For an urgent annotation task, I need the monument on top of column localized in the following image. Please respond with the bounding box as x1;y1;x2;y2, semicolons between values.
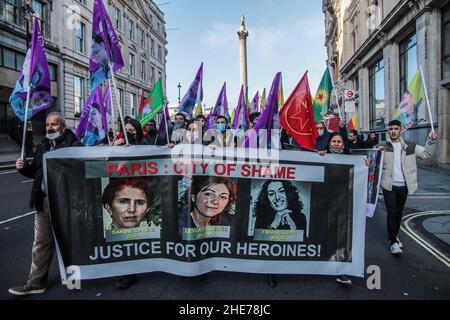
237;15;249;93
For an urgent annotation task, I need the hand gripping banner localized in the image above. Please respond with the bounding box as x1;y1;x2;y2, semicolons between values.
44;147;368;283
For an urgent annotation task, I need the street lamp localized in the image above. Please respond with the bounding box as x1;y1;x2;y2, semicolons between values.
177;82;182;104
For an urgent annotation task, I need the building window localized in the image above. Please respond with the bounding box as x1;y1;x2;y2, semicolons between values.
128;19;134;40
129;53;135;76
75;21;85;54
32;0;46;35
129;93;136;117
140;30;145;48
443;3;450;80
369;58;385;130
115;8;121;30
49;64;57;81
0;0;20;25
158;45;162;62
117;88;124;109
151;66;155;85
400;33;417;96
157;22;160;33
74;76;85;117
141;60;146;81
151;39;155;56
0;47;25;71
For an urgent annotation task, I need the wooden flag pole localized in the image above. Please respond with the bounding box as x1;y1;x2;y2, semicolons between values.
419;65;436;134
108;61;129;145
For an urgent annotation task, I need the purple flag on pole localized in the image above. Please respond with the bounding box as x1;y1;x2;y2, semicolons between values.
232;86;250;131
89;0;124;91
244;72;281;148
9;17;52;122
249;91;260;114
206;82;229;129
157;103;172;144
76;86;108;146
178;63;203;120
103;82;113;124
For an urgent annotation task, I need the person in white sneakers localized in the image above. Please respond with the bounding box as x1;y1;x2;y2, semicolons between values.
379;120;437;256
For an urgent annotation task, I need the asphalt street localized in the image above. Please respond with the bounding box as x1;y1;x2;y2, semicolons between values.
0;167;449;300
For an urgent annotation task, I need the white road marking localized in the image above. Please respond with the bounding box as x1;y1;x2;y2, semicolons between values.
21;180;33;184
0;170;17;175
0;211;36;225
401;211;450;269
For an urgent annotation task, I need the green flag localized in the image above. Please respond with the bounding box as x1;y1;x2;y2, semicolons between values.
313;68;333;122
139;79;165;127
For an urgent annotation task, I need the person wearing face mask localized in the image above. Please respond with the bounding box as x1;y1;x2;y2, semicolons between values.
164;113;187;147
144;120;159;145
113;119;147;146
9;113;81;296
315;120;348;152
207;116;235;148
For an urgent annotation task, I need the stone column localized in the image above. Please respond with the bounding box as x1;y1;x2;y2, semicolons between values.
383;41;400;123
358;67;370;130
237;15;249;92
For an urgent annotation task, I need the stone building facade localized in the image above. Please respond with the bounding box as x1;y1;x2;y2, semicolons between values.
0;0;167;146
323;0;450;164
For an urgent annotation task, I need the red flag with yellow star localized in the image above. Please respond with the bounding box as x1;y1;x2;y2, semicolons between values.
280;72;318;151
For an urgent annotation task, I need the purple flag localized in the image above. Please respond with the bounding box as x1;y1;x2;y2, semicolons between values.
89;0;124;91
249;91;260;114
76;86;108;146
157;103;172;144
244;72;281;148
103;82;113;124
232;86;250;131
206;82;229;129
9;17;52;122
178;63;203;119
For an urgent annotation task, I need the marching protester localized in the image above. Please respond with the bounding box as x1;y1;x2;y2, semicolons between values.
345;130;364;152
9;113;81;296
249;112;261;129
163;113;188;147
315;120;347;151
144;120;159;145
378;120;437;256
318;132;370;287
364;132;379;149
113;119;147;146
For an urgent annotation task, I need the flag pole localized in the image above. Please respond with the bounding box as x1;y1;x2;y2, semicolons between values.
164;104;170;145
108;79;116;136
328;64;343;119
20;74;32;160
419;65;435;134
108;61;129;145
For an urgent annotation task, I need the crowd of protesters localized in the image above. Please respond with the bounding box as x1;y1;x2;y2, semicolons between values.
8;110;437;296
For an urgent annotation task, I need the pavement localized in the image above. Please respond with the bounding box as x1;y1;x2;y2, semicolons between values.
0;151;449;300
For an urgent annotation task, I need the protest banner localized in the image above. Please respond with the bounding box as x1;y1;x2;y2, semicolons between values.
44;147;368;283
351;149;384;218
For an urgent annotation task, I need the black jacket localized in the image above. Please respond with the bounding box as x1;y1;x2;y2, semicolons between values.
315;126;348;151
19;129;80;210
